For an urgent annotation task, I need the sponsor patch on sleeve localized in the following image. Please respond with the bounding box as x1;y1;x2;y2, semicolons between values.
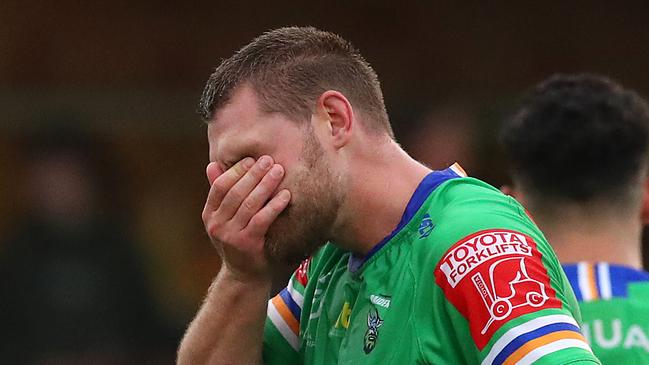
434;229;561;349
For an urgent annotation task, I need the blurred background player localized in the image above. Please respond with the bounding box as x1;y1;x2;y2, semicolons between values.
501;73;649;362
0;122;172;364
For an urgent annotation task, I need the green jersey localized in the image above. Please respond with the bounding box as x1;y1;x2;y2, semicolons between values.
264;165;600;364
562;262;649;363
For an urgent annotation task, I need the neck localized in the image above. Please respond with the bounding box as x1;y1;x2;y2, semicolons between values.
332;138;431;255
530;203;643;269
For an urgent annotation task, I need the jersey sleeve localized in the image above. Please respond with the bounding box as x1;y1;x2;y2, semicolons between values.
262;259;310;365
426;180;601;364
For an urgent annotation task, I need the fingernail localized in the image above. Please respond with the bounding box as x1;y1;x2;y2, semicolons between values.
270;165;283;177
280;190;290;201
242;157;254;169
259;156;272;169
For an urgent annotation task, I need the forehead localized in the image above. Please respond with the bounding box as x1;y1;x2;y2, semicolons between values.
206;85;305;161
208;85;263;136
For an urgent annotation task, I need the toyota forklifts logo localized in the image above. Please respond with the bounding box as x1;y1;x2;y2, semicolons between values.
472;257;549;334
435;229;561;349
438;230;532;288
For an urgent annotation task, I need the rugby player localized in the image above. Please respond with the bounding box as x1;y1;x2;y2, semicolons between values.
177;27;599;364
501;73;649;362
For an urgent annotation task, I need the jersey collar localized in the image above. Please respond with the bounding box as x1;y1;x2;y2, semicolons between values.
562;262;649;301
347;163;467;273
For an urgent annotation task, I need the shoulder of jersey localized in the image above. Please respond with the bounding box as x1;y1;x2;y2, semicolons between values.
413;177;525;246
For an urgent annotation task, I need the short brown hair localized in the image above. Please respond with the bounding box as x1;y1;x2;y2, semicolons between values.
198;26;393;137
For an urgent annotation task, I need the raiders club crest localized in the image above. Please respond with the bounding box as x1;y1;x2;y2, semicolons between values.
363;307;384;354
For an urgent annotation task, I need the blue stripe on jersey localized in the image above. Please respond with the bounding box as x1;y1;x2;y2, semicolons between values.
608;264;649;298
348;166;463;272
562;262;649;300
492;322;582;365
562;264;583;301
279;288;301;319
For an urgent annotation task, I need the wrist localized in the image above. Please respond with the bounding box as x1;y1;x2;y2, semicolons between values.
218;265;273;288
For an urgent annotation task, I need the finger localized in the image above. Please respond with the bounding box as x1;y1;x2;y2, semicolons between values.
217;155;274;220
232;163;284;229
204;157;255;213
206;162;223;185
247;189;291;237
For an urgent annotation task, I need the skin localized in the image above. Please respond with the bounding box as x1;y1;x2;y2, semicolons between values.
177;84;431;364
502;180;649;269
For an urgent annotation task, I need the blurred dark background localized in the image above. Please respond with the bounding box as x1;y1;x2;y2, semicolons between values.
1;1;649;364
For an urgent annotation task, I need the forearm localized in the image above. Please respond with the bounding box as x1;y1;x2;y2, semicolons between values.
177;268;272;365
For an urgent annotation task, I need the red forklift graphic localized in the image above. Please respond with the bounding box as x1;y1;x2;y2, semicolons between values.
472;257;549;334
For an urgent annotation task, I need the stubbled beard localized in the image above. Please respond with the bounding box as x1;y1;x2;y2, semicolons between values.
263;132;343;266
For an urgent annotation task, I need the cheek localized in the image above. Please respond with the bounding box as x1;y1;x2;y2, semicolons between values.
275;169;297;196
272;166;309;204
271;138;306;170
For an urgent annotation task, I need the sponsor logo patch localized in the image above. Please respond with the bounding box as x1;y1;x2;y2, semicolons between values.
434;229;561;349
370;294;391;309
334;301;352;329
296;258;310;286
419;213;435;238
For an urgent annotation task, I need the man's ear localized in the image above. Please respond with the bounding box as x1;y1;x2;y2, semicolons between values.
640;179;649;224
315;90;354;149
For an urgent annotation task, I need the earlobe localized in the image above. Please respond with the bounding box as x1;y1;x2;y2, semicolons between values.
317;90;354;149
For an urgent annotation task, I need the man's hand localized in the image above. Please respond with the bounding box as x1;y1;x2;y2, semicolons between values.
202;155;291;281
